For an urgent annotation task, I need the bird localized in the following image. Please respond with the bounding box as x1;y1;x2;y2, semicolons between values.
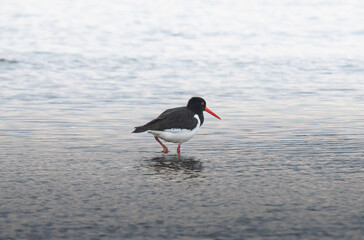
132;97;221;155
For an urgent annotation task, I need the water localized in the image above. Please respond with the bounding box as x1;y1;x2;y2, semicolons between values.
1;0;364;239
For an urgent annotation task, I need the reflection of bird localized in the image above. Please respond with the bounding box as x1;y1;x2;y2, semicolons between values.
132;97;221;155
150;155;203;172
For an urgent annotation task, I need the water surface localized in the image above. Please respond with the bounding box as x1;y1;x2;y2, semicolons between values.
1;0;363;239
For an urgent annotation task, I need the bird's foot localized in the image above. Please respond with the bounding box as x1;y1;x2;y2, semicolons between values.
155;137;169;153
177;145;181;155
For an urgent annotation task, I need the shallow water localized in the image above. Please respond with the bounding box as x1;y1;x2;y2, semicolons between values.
1;0;364;239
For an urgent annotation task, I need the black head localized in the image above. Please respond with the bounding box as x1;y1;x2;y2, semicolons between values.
187;97;221;120
187;97;206;114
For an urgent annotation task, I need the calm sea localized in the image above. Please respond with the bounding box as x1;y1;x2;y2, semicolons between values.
1;0;363;239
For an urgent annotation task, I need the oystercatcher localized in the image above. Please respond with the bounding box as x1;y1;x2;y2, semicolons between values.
132;97;221;154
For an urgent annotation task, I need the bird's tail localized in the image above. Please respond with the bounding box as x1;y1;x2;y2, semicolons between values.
132;126;147;133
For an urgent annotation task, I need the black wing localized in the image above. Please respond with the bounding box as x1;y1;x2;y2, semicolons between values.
132;107;198;133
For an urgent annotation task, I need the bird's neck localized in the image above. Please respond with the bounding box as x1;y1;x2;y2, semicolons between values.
197;112;204;126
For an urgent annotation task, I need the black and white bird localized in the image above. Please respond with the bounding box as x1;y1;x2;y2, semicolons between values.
132;97;221;155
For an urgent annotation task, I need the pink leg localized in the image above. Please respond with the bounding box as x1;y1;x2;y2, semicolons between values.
154;137;168;153
177;144;181;155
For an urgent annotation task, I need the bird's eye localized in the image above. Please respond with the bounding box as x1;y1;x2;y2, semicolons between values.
201;102;204;105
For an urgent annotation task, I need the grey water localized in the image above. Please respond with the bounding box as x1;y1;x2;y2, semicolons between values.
1;0;364;239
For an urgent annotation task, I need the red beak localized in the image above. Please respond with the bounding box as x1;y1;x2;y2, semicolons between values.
205;107;221;120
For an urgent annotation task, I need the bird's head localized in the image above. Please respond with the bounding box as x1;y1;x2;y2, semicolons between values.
187;97;221;120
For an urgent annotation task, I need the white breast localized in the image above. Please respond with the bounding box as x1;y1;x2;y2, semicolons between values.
147;114;201;144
